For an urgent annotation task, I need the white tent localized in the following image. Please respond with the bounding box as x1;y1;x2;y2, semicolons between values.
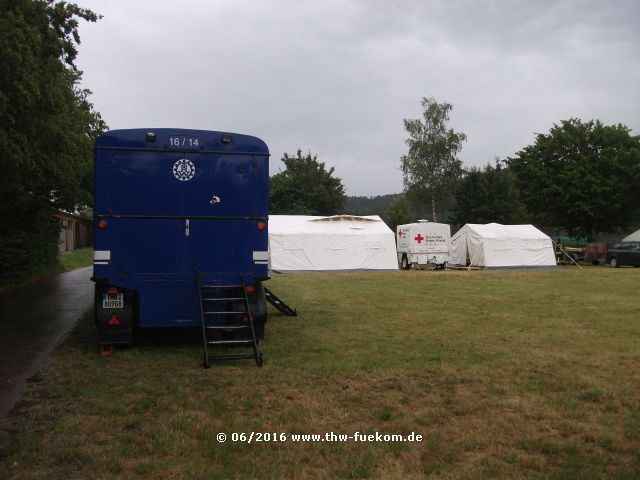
622;229;640;242
450;223;557;268
269;215;399;272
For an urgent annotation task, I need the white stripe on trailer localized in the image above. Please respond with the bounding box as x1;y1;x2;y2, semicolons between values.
94;250;111;261
253;251;269;261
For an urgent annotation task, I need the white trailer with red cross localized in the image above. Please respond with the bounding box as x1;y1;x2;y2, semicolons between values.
396;220;451;270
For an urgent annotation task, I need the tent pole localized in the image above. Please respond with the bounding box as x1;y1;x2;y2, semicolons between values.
467;237;476;271
468;252;477;271
552;240;583;271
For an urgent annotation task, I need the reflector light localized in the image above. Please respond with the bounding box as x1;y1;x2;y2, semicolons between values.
107;313;120;326
99;344;113;356
107;287;119;297
257;222;265;231
245;285;255;294
98;220;107;229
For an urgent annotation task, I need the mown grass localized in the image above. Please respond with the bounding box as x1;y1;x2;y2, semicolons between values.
1;267;639;479
58;247;93;271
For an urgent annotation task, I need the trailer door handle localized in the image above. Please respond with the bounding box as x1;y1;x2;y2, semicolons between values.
185;219;190;237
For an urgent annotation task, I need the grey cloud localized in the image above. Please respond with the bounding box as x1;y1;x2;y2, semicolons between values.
74;0;639;195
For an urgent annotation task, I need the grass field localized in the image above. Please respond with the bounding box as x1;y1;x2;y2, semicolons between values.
1;268;639;479
58;247;93;271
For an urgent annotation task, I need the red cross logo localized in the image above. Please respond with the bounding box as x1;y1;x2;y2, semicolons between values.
414;233;424;244
398;229;403;237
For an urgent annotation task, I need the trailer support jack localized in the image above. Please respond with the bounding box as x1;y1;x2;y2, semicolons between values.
264;288;297;316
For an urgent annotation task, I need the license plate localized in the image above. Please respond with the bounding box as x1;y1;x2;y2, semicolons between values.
102;293;124;309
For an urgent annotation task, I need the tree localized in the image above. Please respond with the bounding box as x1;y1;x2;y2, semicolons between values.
0;0;106;280
452;159;525;226
401;96;466;222
507;119;640;237
385;195;412;231
270;149;346;215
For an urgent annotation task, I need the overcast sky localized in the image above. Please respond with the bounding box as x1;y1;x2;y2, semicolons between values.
72;0;639;196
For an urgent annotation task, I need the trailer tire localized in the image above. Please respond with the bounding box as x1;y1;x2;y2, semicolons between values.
401;255;410;270
252;282;267;340
610;258;618;268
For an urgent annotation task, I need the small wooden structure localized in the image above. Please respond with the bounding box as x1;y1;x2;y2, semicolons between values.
55;211;92;252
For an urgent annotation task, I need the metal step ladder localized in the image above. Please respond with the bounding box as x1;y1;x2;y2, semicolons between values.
264;288;297;316
197;276;263;368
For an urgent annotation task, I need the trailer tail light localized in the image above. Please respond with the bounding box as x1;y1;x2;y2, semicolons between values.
257;222;265;231
107;287;119;298
107;313;120;326
245;285;255;294
98;220;107;229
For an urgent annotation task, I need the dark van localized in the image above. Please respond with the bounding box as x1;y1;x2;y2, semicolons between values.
606;242;640;268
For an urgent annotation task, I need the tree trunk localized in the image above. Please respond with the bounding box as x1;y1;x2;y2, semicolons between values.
431;195;437;223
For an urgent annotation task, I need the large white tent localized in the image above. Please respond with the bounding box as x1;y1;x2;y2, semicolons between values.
450;223;557;268
269;215;398;272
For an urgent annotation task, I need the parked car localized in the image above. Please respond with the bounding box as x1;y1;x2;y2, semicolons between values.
606;242;640;267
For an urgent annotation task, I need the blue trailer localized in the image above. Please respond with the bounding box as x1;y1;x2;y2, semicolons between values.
92;128;270;366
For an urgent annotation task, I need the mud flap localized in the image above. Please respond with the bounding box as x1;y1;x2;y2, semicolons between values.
94;284;136;346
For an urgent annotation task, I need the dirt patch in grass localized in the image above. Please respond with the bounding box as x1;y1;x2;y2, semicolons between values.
1;268;639;478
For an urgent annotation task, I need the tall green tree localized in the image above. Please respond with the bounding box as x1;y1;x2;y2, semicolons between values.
385;195;412;231
507;119;640;237
401;96;466;222
0;0;106;280
270;149;346;215
452;159;525;226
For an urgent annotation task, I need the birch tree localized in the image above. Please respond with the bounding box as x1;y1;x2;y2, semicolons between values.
401;97;466;222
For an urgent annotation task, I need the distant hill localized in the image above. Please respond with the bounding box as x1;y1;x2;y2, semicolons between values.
345;193;457;226
344;194;400;223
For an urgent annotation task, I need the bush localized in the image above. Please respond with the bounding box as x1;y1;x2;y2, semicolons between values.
0;203;60;282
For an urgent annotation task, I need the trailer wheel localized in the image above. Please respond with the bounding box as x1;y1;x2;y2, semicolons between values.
401;255;411;270
610;258;618;268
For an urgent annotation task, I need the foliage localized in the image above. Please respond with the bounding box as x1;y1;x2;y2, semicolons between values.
0;206;60;283
270;149;346;215
401;96;466;222
507;119;640;237
345;194;400;218
452;159;525;226
0;0;105;280
345;193;408;226
346;193;457;227
385;196;412;230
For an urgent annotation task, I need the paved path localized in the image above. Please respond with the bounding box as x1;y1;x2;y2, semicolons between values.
0;267;93;417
